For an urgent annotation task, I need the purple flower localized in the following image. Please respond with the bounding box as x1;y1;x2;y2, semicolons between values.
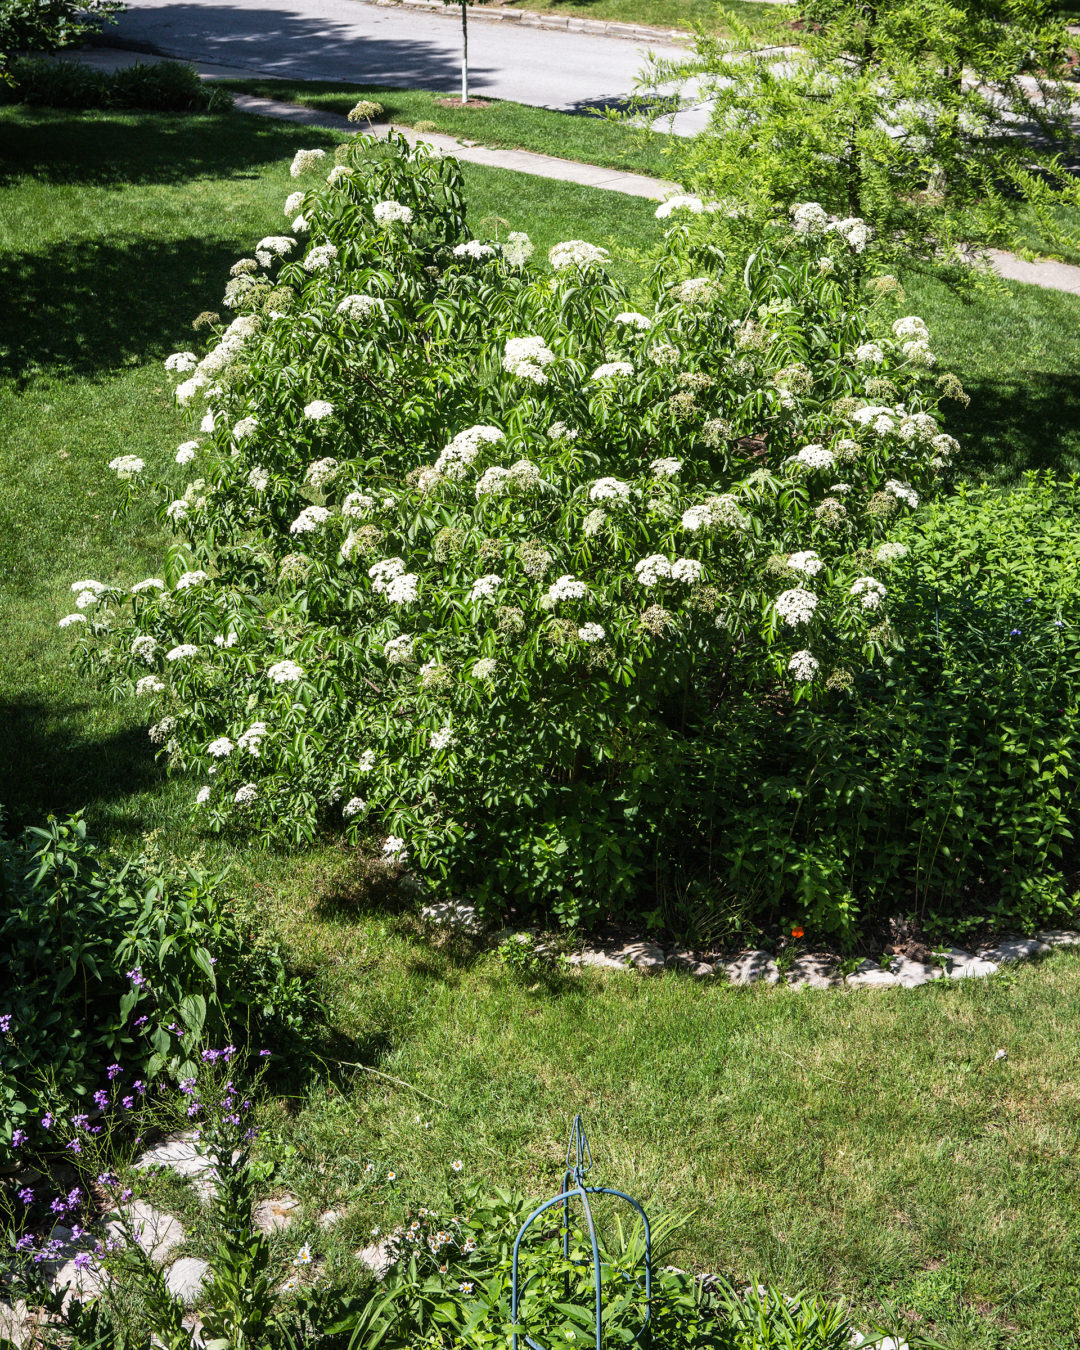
179;1077;197;1096
15;1235;35;1252
1055;620;1065;628
126;969;146;987
133;1080;146;1094
11;1129;26;1147
106;1063;122;1080
93;1090;109;1110
41;1113;53;1131
17;1187;33;1204
186;1104;201;1118
72;1113;89;1130
121;1096;134;1110
134;1016;149;1028
50;1198;69;1215
66;1139;83;1154
119;1188;133;1202
0;1015;11;1034
70;1225;86;1242
258;1050;270;1058
68;1187;81;1205
73;1252;92;1269
97;1173;115;1188
1010;628;1021;636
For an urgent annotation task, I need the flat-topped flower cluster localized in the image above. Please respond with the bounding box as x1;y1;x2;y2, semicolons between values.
62;133;955;920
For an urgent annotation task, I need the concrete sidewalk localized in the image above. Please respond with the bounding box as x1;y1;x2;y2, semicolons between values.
229;90;679;198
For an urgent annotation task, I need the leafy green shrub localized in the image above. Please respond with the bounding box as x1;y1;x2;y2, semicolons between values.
0;57;229;112
0;0;120;74
61;131;956;931
716;472;1080;937
0;812;309;1158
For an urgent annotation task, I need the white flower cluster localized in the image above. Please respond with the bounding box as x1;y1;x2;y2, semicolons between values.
850;404;898;436
369;557;419;604
305;458;339;488
432;424;505;480
232;415;258;440
874;542;909;564
788;550;824;576
650;457;682;478
238;721;268;756
681;495;745;533
165;352;197;373
792;202;830;235
775;588;818;626
655;194;705;218
303;399;334;421
234;783;258;805
830;216;871;253
469;574;502;601
267;659;304;684
796;444;835;471
255;235;295;268
109;455;144;478
614;311;652;330
474;460;542;498
175;570;208;590
430;725;456;751
452;239;497;260
343;491;376;517
337;294;386;321
788;650;820;682
589;477;630;502
131;635;158;662
545;574;587;605
373;200;413;226
135;675;166;695
502;336;555;384
214;631;239;648
290;505;331;534
176;440;199;465
303;242;339;273
548;240;608;270
676;277;716;305
131;578;165;594
284;190;305;216
166;643;198;661
290;148;326;177
343;796;366;818
854;342;884;366
578;623;605;643
591;361;633;381
502;232;534;268
384;634;414;664
635;555;702;586
850;576;887;609
208;736;234;758
885;479;919;509
248;466;269;492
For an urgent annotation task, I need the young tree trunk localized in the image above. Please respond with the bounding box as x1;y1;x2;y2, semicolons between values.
461;0;468;104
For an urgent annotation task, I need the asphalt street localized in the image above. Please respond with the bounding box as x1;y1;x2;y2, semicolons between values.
113;0;708;128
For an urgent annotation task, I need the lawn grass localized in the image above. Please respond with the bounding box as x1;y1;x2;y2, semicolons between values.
4;103;1080;1348
470;0;778;33
217;77;678;180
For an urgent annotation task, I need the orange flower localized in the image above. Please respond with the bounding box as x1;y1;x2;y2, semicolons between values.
791;925;805;939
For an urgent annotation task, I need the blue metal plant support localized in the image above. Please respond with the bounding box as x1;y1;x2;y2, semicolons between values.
511;1115;652;1350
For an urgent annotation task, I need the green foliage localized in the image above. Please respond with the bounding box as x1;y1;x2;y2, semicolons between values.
66;131;954;929
715;471;1080;936
0;0;120;75
646;0;1080;269
0;813;311;1158
0;58;231;112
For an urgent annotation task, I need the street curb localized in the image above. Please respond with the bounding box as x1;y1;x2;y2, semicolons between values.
365;0;694;46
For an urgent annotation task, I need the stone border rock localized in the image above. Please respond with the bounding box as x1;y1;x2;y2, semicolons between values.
423;905;1080;991
367;0;695;46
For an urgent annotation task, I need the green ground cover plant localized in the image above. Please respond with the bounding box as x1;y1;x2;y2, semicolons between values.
3;104;1080;1346
1;56;231;112
0;812;307;1159
217;77;676;180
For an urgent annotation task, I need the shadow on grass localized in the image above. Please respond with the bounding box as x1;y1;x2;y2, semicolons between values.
0;105;322;188
948;370;1080;483
0;234;258;382
0;699;163;829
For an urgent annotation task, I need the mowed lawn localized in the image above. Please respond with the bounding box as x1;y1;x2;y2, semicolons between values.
3;105;1080;1349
